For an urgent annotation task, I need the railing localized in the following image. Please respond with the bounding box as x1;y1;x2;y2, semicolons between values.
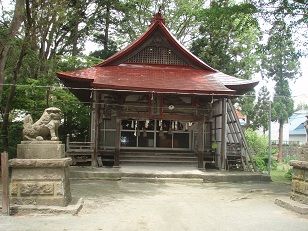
66;135;94;165
271;140;302;146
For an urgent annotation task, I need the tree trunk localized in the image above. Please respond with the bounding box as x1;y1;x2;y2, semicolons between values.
1;0;30;152
103;4;111;52
1;42;27;151
0;0;25;96
277;120;284;162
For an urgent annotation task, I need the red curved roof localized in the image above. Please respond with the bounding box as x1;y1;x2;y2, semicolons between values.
57;64;235;95
57;12;258;99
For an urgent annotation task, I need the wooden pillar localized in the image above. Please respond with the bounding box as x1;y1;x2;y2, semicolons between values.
221;98;227;170
1;152;10;215
92;91;100;167
114;117;121;167
196;120;205;170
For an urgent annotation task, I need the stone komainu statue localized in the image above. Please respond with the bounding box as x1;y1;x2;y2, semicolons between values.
23;107;61;141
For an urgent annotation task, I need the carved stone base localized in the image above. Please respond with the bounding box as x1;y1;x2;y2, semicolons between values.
17;141;65;159
290;161;308;205
298;145;308;161
9;158;72;207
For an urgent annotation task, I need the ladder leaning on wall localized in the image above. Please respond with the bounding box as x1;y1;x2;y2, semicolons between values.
226;99;257;172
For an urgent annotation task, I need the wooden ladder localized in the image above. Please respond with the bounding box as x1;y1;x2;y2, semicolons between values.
226;99;256;171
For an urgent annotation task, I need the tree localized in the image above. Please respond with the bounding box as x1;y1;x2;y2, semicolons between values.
89;0;205;59
253;85;270;134
0;0;96;153
295;103;308;111
191;2;260;79
190;1;261;124
263;19;300;162
0;0;25;96
254;0;307;56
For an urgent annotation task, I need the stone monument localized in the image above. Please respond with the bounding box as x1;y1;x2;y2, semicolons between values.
275;116;308;214
9;107;72;206
290;160;308;205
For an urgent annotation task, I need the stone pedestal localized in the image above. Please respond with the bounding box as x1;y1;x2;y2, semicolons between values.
9;158;72;206
298;145;308;162
10;141;72;207
17;141;65;159
290;161;308;205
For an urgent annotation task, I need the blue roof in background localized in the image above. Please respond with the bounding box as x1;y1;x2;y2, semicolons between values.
289;110;307;136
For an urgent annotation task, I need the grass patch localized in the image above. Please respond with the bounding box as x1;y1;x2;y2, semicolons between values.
270;163;292;183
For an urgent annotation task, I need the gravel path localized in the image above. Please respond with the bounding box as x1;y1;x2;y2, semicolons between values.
1;180;308;231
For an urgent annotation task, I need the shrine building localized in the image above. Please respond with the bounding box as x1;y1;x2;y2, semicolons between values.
57;12;258;171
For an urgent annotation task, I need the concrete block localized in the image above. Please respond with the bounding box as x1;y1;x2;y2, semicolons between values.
17;141;65;159
9;158;72;168
11;168;65;180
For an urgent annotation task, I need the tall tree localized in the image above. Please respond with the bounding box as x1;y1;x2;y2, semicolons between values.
0;0;25;96
0;0;94;152
190;1;261;124
90;0;205;59
254;0;307;56
263;19;300;161
253;85;270;134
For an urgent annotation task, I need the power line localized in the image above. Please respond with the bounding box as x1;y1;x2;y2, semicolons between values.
0;82;302;99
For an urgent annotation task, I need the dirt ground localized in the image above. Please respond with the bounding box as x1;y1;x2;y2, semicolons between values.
1;180;308;231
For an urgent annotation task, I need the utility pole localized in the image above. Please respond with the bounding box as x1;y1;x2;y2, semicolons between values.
267;101;272;174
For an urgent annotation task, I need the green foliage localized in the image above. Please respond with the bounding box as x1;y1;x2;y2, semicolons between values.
272;80;294;125
190;1;261;124
0;122;23;158
263;20;299;126
191;2;260;80
284;169;292;180
245;128;277;171
295;103;308;111
252;86;270;133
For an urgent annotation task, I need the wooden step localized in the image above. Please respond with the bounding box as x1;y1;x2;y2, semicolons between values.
119;150;197;166
120;159;197;166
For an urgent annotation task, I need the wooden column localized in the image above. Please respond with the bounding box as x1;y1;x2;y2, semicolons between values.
92;91;100;167
114;117;121;167
221;98;227;170
196;120;205;170
1;152;10;215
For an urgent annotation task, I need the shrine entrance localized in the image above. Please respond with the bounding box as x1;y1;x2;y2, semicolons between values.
119;120;191;150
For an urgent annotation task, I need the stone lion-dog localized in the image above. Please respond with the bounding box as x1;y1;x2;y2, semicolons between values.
23;107;61;141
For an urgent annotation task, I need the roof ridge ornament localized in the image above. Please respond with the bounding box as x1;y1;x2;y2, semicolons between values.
151;5;165;25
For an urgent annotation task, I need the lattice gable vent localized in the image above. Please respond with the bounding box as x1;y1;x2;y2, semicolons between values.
125;46;188;66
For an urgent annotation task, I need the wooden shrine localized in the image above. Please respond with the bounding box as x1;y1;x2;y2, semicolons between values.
57;12;258;171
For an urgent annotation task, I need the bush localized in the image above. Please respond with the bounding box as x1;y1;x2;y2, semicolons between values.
284;168;292;180
245;128;277;172
0;122;23;159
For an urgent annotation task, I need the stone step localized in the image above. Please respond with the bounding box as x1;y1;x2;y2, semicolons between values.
120;155;196;160
120;151;195;156
120;159;197;166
